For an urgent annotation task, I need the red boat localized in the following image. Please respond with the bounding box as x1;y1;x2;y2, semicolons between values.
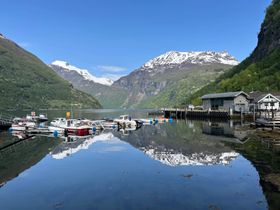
66;125;91;136
50;118;92;136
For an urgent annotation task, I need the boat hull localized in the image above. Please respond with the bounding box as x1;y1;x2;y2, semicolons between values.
66;127;90;136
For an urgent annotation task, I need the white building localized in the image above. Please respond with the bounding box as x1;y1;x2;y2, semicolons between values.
249;92;280;111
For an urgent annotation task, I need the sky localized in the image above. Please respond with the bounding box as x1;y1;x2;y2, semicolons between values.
0;0;272;80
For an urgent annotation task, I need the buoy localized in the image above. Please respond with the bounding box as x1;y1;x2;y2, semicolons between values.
112;125;116;129
150;120;153;124
169;118;173;123
155;119;158;124
92;127;97;132
53;130;58;137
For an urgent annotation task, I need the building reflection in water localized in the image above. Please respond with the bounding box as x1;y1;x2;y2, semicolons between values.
201;120;249;142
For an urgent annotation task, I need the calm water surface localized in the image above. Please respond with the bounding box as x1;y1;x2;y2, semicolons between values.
0;109;279;210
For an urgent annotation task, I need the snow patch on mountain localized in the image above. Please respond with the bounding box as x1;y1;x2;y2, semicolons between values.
0;33;5;39
142;51;239;69
51;60;114;86
142;147;239;166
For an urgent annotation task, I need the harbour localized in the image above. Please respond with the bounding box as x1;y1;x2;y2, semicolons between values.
159;91;280;130
0;0;279;209
0;109;279;210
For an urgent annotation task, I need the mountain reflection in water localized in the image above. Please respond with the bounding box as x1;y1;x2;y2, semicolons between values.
51;133;115;159
0;116;279;210
113;120;243;166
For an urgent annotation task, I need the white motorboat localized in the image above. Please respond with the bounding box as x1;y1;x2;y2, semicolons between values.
10;117;36;131
114;115;142;129
26;113;48;122
50;118;67;127
50;118;92;136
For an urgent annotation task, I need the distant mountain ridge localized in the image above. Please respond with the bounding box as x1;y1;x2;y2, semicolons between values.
51;60;113;86
51;51;238;108
112;51;238;108
0;35;101;109
50;61;128;108
141;51;239;70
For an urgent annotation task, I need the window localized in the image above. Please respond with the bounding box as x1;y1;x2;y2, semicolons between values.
211;98;224;109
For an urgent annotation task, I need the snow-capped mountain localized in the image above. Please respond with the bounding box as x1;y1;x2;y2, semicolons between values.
51;60;113;86
142;51;239;69
50;50;238;108
113;50;237;107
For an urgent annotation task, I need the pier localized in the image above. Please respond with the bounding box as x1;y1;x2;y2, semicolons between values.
0;113;13;130
162;108;230;119
157;108;255;120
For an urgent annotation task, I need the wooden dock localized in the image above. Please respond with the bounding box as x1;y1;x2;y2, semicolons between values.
161;108;231;119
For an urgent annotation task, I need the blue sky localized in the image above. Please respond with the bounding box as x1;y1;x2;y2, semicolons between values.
0;0;272;80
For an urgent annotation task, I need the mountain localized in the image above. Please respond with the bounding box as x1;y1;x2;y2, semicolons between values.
188;0;280;105
142;51;238;69
50;52;238;108
0;35;101;109
113;51;238;108
51;60;113;86
113;121;240;166
50;61;128;108
51;132;114;159
141;148;238;166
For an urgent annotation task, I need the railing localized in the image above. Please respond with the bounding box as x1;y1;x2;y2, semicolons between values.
0;113;14;127
162;108;230;119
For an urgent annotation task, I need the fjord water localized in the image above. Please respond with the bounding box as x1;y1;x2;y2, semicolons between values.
0;110;278;210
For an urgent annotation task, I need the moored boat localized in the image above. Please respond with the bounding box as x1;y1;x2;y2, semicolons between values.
10;117;36;131
114;115;142;129
26;113;48;122
50;118;92;136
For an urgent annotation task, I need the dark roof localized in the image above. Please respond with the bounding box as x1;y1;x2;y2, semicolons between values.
248;91;267;102
201;91;248;100
249;91;280;102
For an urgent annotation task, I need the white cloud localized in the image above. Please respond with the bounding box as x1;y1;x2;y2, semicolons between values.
97;65;127;73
